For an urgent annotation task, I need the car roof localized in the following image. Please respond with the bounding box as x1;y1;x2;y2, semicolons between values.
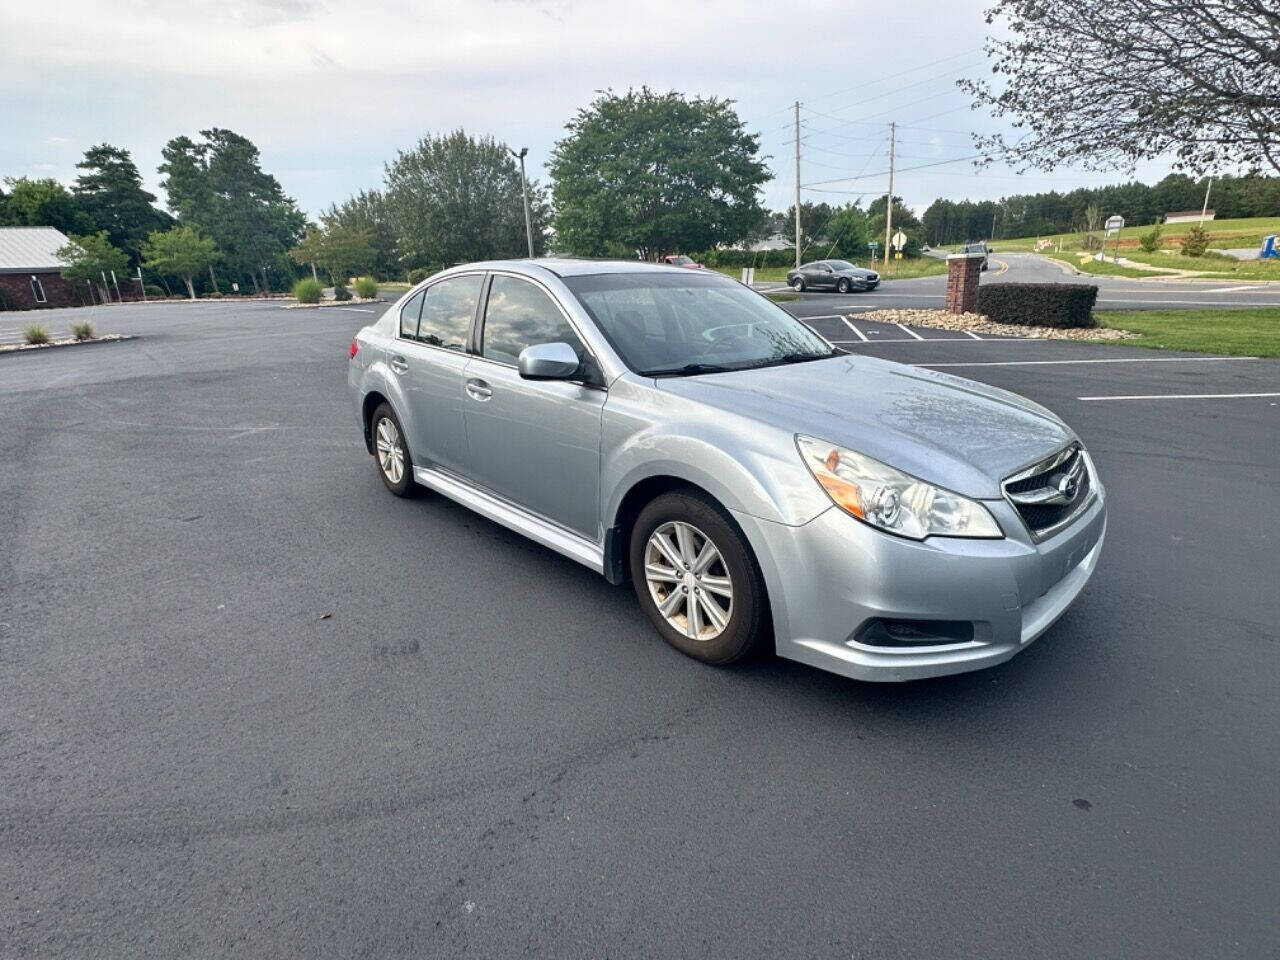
439;258;700;279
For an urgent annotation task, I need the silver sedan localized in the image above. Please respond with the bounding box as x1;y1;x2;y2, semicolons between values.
349;260;1104;682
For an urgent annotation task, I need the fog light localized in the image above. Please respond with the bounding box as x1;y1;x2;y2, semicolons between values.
853;618;975;648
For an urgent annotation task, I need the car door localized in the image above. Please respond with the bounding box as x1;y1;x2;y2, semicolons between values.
815;261;837;289
392;273;484;475
461;272;606;540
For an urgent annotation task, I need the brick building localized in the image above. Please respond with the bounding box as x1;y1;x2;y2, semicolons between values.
0;227;96;311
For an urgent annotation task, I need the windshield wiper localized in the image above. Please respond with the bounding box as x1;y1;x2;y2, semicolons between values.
645;363;736;378
746;351;838;369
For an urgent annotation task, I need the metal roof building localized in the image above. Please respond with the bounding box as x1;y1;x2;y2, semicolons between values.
0;226;92;310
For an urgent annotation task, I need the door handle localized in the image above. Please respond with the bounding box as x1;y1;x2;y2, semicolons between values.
465;378;492;401
389;355;408;374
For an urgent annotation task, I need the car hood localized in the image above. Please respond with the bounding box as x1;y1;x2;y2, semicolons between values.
654;354;1074;499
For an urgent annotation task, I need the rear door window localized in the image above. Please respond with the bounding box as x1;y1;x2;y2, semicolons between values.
417;274;483;351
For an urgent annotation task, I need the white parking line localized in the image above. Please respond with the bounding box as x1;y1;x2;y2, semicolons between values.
895;323;925;341
1078;392;1280;401
922;356;1261;368
963;330;983;340
840;317;869;342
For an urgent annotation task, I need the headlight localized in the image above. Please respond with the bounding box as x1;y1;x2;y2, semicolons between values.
796;435;1002;540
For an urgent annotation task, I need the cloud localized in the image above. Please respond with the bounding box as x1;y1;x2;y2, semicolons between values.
43;136;70;145
0;0;1174;216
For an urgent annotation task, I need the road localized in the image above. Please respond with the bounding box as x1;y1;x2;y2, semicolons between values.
764;252;1280;315
1;298;1277;958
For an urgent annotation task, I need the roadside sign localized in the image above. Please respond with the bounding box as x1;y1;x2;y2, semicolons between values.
1105;215;1124;232
891;230;907;251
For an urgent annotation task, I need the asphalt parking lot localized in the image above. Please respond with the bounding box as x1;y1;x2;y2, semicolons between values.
2;298;1277;958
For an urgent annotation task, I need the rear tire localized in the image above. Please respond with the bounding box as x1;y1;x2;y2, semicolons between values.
370;402;417;497
629;491;769;665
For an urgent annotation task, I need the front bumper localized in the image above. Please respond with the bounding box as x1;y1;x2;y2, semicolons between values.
733;491;1106;682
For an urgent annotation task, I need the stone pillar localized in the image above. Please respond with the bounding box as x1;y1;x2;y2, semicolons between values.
945;252;984;314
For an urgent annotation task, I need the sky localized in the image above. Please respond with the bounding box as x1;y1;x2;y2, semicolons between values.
1;0;1172;221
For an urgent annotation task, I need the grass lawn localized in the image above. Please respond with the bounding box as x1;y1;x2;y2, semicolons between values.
982;216;1280;255
1097;307;1280;357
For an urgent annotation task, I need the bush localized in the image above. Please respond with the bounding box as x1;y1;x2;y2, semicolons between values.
293;278;323;304
333;282;353;302
354;277;378;298
407;267;430;285
71;320;95;341
1138;224;1163;253
143;283;166;298
1180;225;1210;257
23;323;51;345
975;283;1099;329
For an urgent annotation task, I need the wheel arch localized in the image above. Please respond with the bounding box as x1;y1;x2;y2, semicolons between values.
361;390;390;454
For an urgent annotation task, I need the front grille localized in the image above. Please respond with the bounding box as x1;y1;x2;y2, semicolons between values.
1003;444;1093;539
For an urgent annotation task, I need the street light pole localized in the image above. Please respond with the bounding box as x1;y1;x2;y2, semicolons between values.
510;147;535;258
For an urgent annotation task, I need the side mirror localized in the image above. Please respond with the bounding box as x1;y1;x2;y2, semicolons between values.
518;341;580;380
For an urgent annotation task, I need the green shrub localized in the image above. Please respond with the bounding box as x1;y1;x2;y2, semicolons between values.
71;320;95;341
23;323;51;345
354;277;378;298
143;283;165;297
975;283;1099;329
407;267;430;285
293;278;323;304
333;282;353;302
1180;225;1210;257
1138;225;1163;253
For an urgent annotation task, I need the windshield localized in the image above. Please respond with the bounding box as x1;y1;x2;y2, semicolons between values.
562;271;836;377
669;256;693;265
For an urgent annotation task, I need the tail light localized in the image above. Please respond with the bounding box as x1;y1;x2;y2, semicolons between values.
349;338;359;360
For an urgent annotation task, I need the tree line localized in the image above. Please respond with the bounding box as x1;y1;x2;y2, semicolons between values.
922;173;1280;247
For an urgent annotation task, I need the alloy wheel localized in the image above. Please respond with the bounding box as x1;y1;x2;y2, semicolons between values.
375;417;405;485
643;521;733;641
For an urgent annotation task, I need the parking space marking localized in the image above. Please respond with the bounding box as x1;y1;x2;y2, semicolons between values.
1078;392;1280;401
895;323;925;341
920;356;1262;368
829;337;1047;345
840;317;869;342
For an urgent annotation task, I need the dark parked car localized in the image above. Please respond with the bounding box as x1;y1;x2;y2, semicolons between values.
962;241;990;271
786;260;879;293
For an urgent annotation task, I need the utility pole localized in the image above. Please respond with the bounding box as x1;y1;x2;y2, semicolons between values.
510;147;535;258
794;101;802;269
1199;176;1214;226
883;122;896;274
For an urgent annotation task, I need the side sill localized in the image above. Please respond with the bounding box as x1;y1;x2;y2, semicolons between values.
413;466;604;575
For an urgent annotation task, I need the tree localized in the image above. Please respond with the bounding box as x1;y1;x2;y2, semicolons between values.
550;88;769;259
143;226;219;299
3;177;87;234
819;204;871;261
321;189;400;279
781;201;835;256
57;231;129;301
289;223;375;285
73;144;171;265
963;1;1280;175
383;131;548;268
158;129;305;293
868;195;925;257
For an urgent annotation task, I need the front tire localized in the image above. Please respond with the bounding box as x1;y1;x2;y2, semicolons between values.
370;402;416;497
629;491;769;665
791;276;805;292
836;278;851;294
